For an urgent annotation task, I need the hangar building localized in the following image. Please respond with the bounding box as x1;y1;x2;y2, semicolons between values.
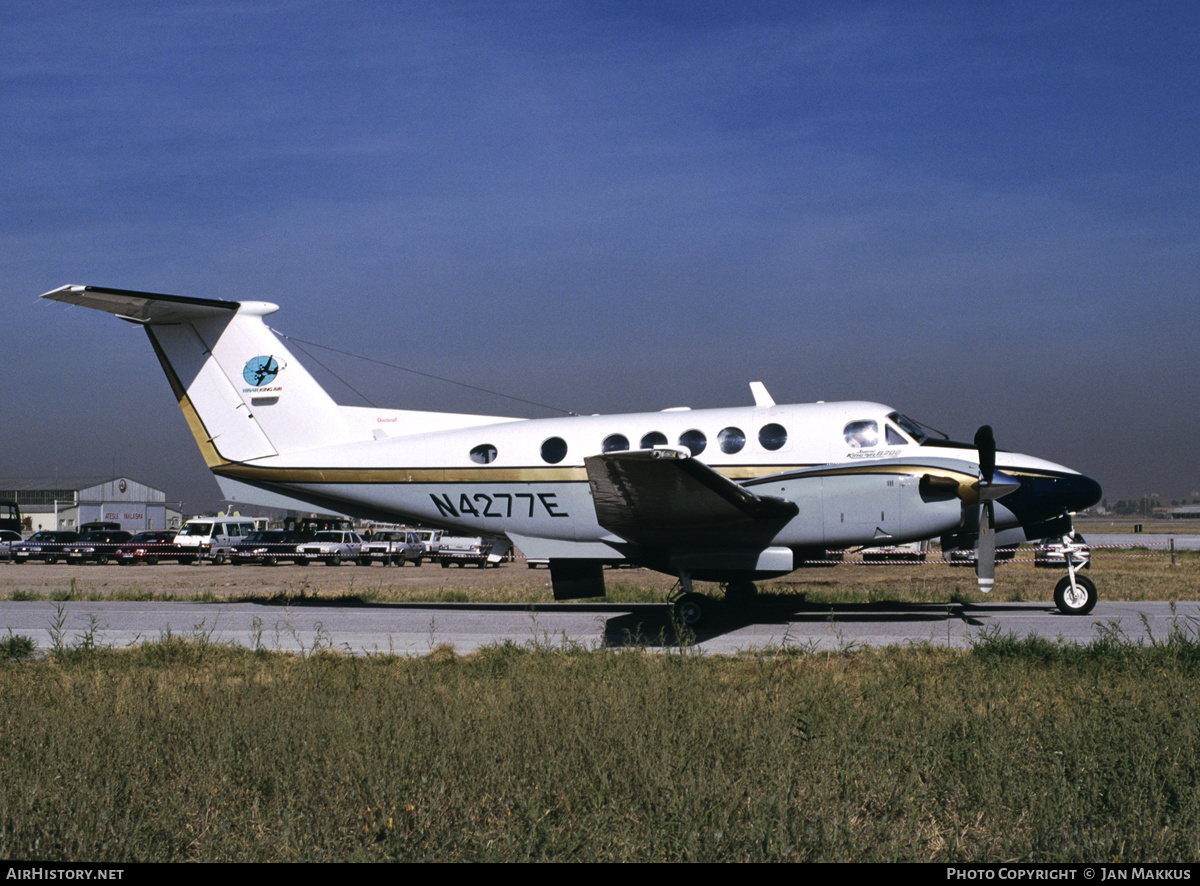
0;477;182;533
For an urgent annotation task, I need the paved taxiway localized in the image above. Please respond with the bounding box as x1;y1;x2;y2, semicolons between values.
2;599;1194;655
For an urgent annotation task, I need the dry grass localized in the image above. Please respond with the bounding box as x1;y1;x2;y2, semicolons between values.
3;524;1198;862
1;624;1199;862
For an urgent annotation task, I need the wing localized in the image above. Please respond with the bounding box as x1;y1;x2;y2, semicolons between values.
584;449;798;547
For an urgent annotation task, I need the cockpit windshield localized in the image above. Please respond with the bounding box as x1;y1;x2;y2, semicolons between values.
888;412;931;444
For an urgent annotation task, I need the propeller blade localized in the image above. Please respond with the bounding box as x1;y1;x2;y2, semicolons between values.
976;500;995;592
974;425;996;484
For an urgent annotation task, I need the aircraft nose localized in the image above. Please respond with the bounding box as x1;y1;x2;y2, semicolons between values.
1062;472;1102;513
1000;469;1102;524
1034;471;1102;515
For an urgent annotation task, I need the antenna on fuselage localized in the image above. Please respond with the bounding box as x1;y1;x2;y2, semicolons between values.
749;381;775;407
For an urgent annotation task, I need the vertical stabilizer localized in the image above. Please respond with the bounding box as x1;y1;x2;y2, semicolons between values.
42;285;362;464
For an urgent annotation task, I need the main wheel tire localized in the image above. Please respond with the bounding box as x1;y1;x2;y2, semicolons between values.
724;580;757;606
674;593;708;628
1054;574;1097;615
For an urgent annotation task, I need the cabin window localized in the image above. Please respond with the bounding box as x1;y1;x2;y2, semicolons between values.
470;444;497;464
640;431;668;449
541;437;568;464
718;427;746;454
758;423;787;451
679;429;706;456
602;434;629;453
844;420;878;449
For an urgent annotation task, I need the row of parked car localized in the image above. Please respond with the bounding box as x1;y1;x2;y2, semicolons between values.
0;526;513;567
3;525;1083;570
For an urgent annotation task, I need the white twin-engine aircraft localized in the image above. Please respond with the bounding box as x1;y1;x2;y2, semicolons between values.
44;285;1102;622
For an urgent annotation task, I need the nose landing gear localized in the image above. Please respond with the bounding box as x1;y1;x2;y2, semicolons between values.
1049;533;1097;615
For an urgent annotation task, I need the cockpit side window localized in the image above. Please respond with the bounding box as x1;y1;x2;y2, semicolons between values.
886;425;907;446
844;420;878;449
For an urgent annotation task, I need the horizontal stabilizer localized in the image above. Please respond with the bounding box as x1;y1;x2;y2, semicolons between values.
584;449;797;547
42;285;239;324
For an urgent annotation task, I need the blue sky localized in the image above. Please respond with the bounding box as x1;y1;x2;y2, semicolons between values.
3;1;1197;512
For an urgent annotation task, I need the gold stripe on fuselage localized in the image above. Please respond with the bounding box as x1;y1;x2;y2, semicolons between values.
159;340;991;491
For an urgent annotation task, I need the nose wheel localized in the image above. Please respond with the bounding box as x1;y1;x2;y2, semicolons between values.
1054;574;1096;615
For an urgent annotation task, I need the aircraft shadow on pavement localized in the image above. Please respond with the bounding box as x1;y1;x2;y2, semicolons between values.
601;598;1064;647
238;593;1057;647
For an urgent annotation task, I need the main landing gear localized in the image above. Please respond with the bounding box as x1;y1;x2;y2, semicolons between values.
668;570;709;627
669;573;759;628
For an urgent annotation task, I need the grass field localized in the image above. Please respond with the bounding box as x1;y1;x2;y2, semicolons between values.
2;624;1199;862
1;525;1197;862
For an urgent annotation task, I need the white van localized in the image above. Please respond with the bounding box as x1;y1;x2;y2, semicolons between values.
176;517;259;563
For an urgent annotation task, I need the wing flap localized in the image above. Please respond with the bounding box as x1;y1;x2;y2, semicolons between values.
585;449;797;546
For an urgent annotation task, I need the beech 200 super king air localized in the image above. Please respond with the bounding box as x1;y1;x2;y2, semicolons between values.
43;285;1103;622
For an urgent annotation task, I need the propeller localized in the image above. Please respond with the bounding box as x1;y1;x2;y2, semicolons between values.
971;425;1019;593
975;425;996;485
974;426;996;592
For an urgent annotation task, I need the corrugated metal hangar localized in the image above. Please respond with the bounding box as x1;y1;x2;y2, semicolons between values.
0;477;182;532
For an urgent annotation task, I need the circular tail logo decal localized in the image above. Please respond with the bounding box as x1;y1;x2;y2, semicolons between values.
243;355;281;386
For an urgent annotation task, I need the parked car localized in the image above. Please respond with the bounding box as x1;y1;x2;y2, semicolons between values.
117;530;185;565
65;530;134;564
13;531;81;564
415;528;443;560
796;549;844;567
942;544;1019;566
0;529;24;560
359;529;424;566
437;535;511;567
230;530;304;565
1034;534;1090;570
298;530;364;565
862;541;930;563
176;517;259;563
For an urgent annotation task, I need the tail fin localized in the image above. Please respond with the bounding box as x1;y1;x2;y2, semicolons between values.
42;285;361;465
